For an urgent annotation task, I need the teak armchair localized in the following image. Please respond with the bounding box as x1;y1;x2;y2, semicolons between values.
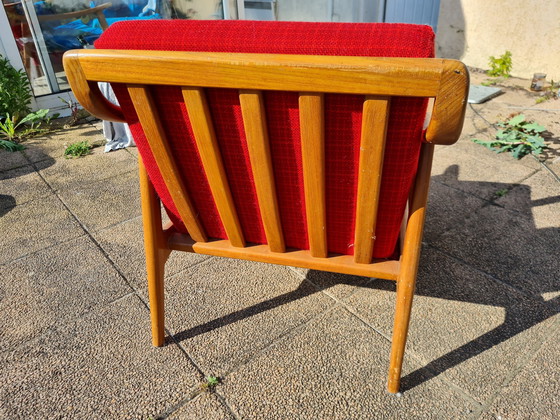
63;21;468;393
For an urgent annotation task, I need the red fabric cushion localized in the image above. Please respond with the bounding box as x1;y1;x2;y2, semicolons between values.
95;20;434;258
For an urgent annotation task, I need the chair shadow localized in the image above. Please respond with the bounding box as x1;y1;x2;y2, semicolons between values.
171;164;559;391
0;195;16;216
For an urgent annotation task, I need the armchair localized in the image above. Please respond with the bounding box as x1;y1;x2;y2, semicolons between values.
63;20;468;393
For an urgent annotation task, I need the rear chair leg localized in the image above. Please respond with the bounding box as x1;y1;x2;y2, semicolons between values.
139;157;170;346
387;271;417;393
387;143;434;393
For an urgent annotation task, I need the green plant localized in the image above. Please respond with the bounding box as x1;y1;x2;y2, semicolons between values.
487;51;512;78
472;114;548;159
0;109;49;141
0;56;33;122
199;375;220;392
64;140;92;158
0;139;25;151
494;188;509;198
59;95;88;126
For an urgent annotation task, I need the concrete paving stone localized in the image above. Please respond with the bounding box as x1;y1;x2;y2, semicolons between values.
432;144;536;201
57;170;141;232
93;216;210;292
0;194;84;264
0;165;51;209
163;257;334;374
22;124;105;163
435;203;560;302
220;306;479;419
495;168;560;230
0;149;28;172
167;394;235;420
483;321;560;420
0;236;131;351
424;180;486;245
0;294;200;420
36;146;136;191
343;246;559;403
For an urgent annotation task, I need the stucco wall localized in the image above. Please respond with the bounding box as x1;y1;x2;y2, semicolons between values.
436;0;560;80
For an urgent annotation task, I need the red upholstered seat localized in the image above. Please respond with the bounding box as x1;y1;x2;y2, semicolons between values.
95;20;434;258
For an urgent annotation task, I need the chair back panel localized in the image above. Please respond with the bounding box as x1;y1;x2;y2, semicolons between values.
94;20;436;258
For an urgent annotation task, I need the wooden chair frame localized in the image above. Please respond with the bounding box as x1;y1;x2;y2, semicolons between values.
63;49;468;393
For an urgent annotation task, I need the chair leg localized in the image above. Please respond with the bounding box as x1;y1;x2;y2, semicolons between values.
139;157;170;347
387;271;416;393
387;143;434;393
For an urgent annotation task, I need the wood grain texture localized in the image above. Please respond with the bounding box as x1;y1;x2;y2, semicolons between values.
299;93;327;258
138;156;170;346
70;50;444;96
387;143;434;393
62;52;125;122
167;232;400;281
239;90;285;252
128;85;207;243
354;97;390;264
182;87;245;248
425;60;469;145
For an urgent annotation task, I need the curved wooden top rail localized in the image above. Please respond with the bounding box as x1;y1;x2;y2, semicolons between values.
63;49;469;145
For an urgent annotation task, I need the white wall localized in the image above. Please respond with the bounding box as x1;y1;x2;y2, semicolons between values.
437;0;560;80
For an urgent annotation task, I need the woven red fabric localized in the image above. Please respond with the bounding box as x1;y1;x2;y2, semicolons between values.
95;20;434;258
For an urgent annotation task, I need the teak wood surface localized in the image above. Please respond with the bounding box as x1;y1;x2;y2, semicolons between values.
63;48;469;394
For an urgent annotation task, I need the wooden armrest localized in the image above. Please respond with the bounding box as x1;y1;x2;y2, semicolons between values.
63;50;125;122
424;60;469;145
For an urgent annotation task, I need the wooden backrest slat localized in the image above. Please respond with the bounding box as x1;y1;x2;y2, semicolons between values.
181;87;246;248
299;93;327;258
354;96;391;264
127;85;207;243
239;90;285;253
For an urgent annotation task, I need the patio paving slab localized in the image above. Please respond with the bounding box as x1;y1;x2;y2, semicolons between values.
220;306;479;419
0;165;51;209
0;294;200;420
481;319;560;420
36;146;136;191
435;202;560;302
93;216;210;292
0;236;131;351
162;257;335;374
343;246;559;403
0;149;28;172
57;169;141;232
167;394;236;420
0;194;84;264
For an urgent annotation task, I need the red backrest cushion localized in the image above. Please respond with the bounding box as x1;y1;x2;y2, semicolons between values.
95;20;434;258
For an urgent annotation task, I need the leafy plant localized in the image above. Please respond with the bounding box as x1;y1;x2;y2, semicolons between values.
64;140;92;158
59;95;85;126
487;51;512;78
199;375;220;392
0;56;32;122
0;139;25;152
0;109;49;141
472;114;548;159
